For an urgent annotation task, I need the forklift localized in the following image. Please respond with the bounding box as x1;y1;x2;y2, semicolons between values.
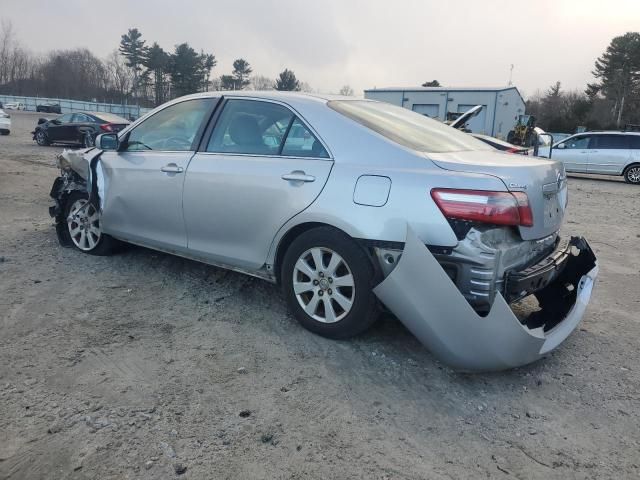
507;114;537;147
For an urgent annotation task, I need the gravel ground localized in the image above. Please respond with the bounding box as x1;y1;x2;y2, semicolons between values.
1;111;639;479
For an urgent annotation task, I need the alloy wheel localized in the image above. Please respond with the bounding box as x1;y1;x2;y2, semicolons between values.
627;166;640;184
292;247;355;323
67;199;101;251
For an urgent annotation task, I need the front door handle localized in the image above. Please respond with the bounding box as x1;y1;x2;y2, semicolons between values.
161;164;184;173
281;171;315;183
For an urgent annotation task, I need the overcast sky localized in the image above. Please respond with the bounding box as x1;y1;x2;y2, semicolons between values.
2;0;639;98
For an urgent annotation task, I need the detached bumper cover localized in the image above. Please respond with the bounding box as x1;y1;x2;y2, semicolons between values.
373;227;598;371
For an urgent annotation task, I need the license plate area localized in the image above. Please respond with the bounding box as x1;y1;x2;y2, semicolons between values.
543;193;562;228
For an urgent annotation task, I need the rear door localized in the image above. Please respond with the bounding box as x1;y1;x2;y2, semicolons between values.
553;134;590;173
99;97;217;250
587;134;631;174
71;113;94;142
183;98;333;270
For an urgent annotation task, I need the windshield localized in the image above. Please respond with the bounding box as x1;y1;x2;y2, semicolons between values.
328;100;492;153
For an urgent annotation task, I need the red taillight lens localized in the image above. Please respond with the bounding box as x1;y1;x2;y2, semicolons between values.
100;123;114;132
431;188;534;227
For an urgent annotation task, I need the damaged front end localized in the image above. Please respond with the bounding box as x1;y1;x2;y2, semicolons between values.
48;148;100;247
373;227;598;372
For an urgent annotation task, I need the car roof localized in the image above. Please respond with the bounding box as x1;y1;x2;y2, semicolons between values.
570;130;640;136
82;112;129;123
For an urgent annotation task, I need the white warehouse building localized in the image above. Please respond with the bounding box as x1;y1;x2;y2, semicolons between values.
364;86;526;140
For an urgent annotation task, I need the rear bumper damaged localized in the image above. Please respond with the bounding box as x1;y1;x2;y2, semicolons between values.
373;227;598;372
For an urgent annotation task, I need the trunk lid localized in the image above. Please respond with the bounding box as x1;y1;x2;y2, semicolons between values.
427;150;567;240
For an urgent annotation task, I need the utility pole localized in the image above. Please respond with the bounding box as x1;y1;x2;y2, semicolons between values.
508;64;514;86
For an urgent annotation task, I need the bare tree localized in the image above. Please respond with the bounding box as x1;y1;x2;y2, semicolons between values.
250;75;274;90
299;81;314;93
339;85;354;96
105;50;133;103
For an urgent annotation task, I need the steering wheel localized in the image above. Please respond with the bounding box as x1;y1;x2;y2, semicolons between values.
161;136;192;150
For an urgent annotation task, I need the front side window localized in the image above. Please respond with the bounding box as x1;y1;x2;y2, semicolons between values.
328;100;492;153
560;135;589;149
57;113;73;124
207;99;293;155
124;99;214;152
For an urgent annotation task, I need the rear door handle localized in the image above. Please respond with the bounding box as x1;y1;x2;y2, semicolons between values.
281;172;315;183
161;164;184;173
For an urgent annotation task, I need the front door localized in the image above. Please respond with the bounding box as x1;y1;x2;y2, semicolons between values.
553;134;590;173
48;113;74;142
99;98;217;251
183;98;333;270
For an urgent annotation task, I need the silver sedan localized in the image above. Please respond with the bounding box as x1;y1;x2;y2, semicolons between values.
49;92;598;371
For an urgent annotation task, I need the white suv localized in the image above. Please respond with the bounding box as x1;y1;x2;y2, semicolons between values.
542;131;640;184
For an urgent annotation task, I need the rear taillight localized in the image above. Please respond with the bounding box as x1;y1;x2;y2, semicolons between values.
100;123;114;132
431;188;534;227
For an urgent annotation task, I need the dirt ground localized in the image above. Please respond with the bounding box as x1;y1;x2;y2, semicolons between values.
1;110;639;480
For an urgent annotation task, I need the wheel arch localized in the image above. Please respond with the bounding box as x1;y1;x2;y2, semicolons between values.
273;221;376;285
623;161;640;174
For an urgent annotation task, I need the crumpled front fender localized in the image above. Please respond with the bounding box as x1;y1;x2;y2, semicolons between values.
373;227;598;372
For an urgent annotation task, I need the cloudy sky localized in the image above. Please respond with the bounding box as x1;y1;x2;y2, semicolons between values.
2;0;639;97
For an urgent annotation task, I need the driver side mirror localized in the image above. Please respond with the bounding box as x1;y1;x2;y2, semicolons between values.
96;133;119;151
556;143;566;149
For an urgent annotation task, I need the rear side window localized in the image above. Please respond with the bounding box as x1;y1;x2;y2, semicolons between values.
208;99;293;155
72;113;91;123
281;118;329;158
328;100;492;153
626;135;640;149
591;135;628;149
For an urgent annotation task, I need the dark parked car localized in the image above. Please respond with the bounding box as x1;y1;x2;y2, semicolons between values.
33;112;129;147
36;102;62;114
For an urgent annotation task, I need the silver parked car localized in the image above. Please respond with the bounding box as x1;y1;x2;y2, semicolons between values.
538;131;640;184
49;92;598;371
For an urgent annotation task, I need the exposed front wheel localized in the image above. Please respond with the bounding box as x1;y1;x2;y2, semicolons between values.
624;165;640;184
63;192;115;255
281;227;379;339
35;130;50;146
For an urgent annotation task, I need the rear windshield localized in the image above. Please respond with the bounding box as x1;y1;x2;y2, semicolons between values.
328;100;492;153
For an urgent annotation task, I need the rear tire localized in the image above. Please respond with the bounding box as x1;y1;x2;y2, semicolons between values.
63;191;116;256
82;132;95;148
281;227;379;339
623;164;640;184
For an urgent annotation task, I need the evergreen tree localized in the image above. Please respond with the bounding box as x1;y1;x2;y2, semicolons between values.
119;28;147;101
231;59;252;89
275;69;300;91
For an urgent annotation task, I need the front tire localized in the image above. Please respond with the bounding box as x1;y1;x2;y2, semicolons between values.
624;164;640;184
35;129;50;146
281;227;379;339
63;191;115;255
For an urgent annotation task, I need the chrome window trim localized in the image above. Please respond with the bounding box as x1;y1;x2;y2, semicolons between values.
195;151;333;161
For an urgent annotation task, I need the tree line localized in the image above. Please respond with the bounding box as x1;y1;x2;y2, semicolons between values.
0;21;355;107
524;32;640;132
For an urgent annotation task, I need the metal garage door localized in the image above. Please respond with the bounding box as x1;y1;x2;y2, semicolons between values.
456;104;487;133
412;104;440;118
